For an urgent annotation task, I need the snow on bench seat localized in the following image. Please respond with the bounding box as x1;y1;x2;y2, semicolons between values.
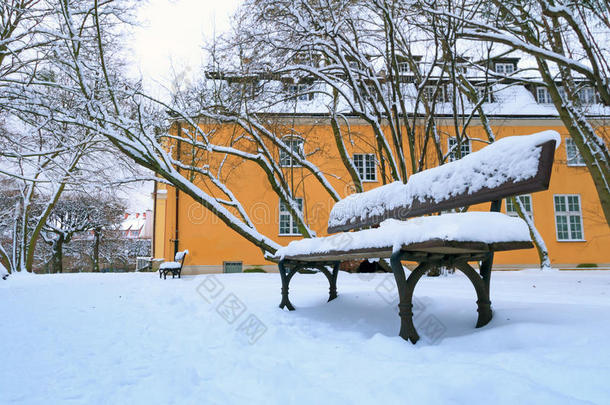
275;212;532;261
328;131;560;233
159;261;181;270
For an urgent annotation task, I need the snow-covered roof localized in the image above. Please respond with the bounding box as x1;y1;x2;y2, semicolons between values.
206;75;610;117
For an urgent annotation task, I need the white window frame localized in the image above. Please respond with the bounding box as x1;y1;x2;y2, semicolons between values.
566;138;586;167
495;63;515;74
287;83;314;101
553;194;585;241
279;137;304;167
447;137;471;162
537;87;553;104
279;198;303;236
423;85;446;103
398;62;410;74
578;86;597;105
353;153;377;182
475;86;493;103
505;194;533;219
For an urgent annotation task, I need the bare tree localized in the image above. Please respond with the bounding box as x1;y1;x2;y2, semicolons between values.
428;0;610;226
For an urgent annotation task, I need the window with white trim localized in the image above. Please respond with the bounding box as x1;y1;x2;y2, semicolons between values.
279;137;304;167
353;154;377;182
506;195;533;219
398;62;410;74
475;86;493;103
566;138;586;166
554;195;584;241
537;87;553;104
287;84;314;101
423;85;446;102
495;63;515;74
279;198;303;235
578;86;597;104
448;137;471;162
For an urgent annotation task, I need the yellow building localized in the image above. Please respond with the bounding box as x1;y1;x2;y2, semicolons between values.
153;115;610;274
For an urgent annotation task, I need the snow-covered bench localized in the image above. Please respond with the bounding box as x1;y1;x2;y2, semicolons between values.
274;131;559;343
159;250;188;279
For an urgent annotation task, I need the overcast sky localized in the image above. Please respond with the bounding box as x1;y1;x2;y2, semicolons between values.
127;0;242;209
132;0;242;95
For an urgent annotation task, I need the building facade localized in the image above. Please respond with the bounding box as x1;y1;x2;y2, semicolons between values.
153;115;610;274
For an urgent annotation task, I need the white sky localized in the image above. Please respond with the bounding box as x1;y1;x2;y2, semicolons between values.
127;0;241;209
131;0;242;96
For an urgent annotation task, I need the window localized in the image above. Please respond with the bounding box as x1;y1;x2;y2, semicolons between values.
423;85;445;102
537;87;553;104
279;198;303;235
578;86;597;104
231;81;260;98
506;195;533;219
129;230;140;238
353;154;377;182
566;138;586;166
495;63;515;74
287;84;314;101
279;137;304;167
447;137;471;162
398;62;410;74
475;86;493;103
554;195;584;241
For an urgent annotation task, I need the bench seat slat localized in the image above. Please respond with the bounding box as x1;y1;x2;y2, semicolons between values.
275;211;533;262
280;240;533;262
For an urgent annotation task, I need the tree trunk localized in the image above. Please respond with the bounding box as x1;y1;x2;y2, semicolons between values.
511;197;551;270
93;229;100;272
51;236;64;274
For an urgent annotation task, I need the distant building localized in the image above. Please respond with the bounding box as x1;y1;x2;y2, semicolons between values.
121;210;153;239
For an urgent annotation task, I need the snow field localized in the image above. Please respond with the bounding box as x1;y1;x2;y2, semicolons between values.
1;270;609;404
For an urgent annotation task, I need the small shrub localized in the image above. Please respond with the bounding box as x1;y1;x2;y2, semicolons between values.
244;267;266;273
576;263;598;268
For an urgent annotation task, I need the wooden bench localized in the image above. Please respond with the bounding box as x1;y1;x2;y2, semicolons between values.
274;132;558;343
159;250;188;279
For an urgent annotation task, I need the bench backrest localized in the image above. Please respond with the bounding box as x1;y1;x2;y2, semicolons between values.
174;250;188;263
327;131;558;233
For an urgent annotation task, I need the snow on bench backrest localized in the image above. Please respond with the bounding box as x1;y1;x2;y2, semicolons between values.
175;250;188;262
328;131;559;233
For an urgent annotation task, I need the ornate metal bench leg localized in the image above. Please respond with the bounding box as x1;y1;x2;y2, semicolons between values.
318;262;340;302
279;259;296;311
391;251;431;343
454;261;493;327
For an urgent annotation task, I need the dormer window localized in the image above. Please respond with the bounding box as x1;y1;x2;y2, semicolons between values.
231;80;260;98
423;85;450;103
495;63;515;74
536;87;553;104
578;86;598;104
287;84;314;101
398;62;410;74
475;86;494;103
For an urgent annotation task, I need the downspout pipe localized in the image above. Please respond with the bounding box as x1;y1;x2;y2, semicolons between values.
173;123;181;257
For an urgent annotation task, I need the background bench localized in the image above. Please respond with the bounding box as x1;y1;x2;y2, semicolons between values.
274;131;558;343
159;250;188;279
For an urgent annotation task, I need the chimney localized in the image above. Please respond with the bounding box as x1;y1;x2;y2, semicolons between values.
124;213;129;219
136;213;140;218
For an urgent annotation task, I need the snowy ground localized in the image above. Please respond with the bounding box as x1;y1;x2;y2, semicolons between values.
1;270;610;404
